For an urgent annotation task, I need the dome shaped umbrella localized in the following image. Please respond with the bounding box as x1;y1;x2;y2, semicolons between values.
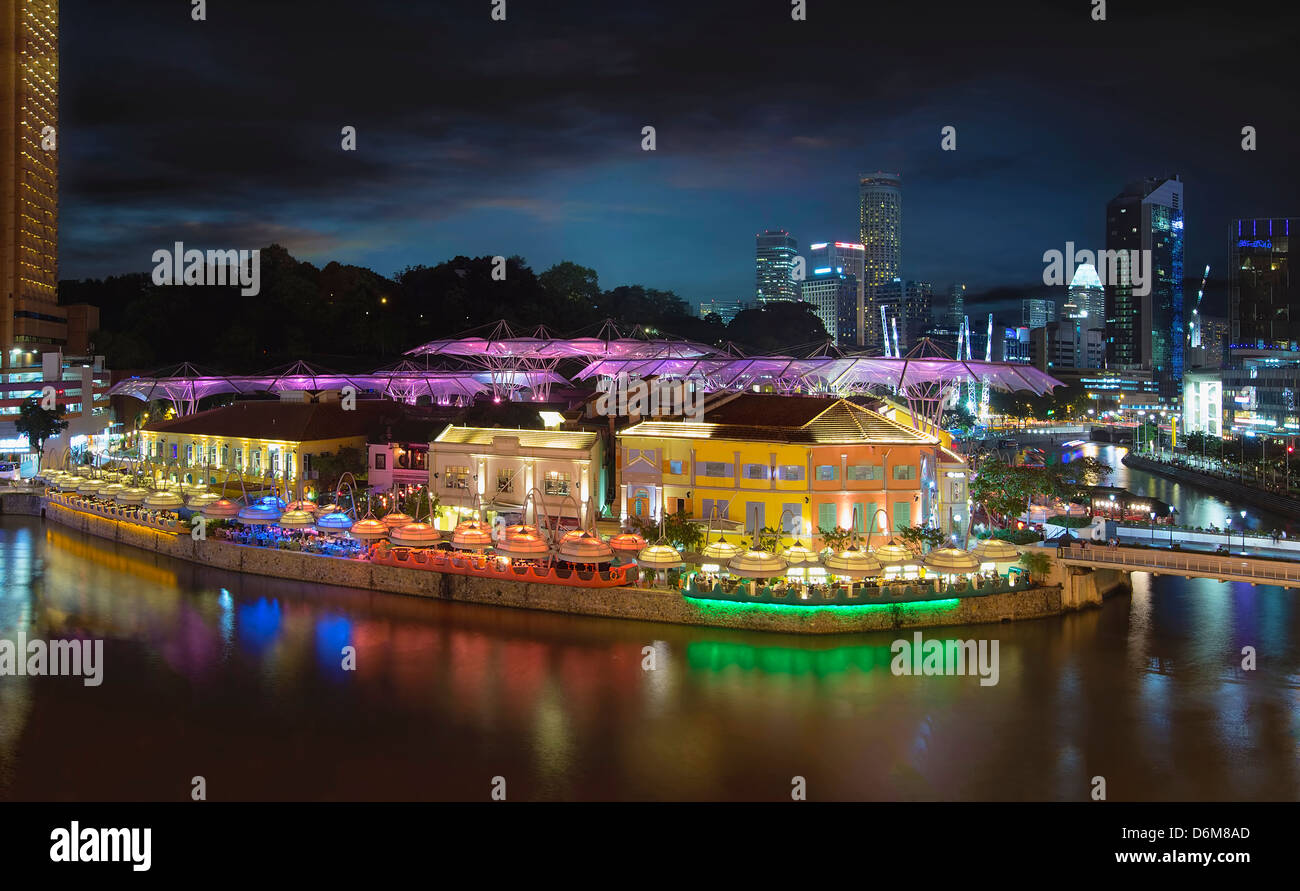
781;540;819;565
277;509;317;529
380;511;415;530
727;549;788;579
115;487;150;506
186;491;222;510
556;531;615;564
701;537;742;563
923;547;981;576
201;498;241;519
256;494;287;510
236;503;282;525
349;517;390;541
608;532;649;555
824;547;883;579
315;511;353;534
390;522;441;547
76;479;105;496
451;522;494;550
285;500;318;514
872;541;918;567
636;543;684;569
492;530;550;559
970;538;1021;561
97;483;127;500
143;490;185;511
182;482;210;497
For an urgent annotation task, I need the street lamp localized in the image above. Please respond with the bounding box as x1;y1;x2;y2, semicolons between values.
1241;510;1247;550
1150;511;1156;543
1225;516;1231;550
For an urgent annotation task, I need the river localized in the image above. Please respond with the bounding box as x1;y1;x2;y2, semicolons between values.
2;450;1298;801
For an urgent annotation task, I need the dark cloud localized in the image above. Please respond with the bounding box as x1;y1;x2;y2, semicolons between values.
61;0;1300;319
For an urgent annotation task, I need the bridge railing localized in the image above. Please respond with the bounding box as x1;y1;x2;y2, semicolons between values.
1055;543;1300;584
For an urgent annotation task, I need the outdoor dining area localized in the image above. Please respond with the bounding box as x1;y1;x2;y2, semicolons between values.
656;510;1034;608
38;459;1035;603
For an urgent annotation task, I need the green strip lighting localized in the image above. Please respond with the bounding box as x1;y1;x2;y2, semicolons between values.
682;596;961;615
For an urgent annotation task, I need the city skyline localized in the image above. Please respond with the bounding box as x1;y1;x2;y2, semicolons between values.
53;0;1298;315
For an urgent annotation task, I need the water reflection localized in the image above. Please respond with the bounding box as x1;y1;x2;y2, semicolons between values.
0;513;1298;801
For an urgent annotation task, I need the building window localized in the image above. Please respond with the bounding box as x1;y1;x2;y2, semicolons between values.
699;461;732;478
893;464;917;481
544;471;571;496
778;465;805;481
445;465;470;490
846;464;882;481
497;468;515;493
817;503;837;531
185;444;193;464
170;443;177;460
669;459;683;474
815;464;838;481
234;447;243;468
742;463;769;480
375;453;386;470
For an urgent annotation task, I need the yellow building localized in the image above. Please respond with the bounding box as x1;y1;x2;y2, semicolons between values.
617;394;950;545
139;398;402;498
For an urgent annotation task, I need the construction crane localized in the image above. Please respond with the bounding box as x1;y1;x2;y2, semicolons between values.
1189;264;1210;348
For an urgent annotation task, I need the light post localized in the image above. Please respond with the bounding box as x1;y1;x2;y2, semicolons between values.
1289;442;1293;495
1150;511;1156;543
1241;509;1247;550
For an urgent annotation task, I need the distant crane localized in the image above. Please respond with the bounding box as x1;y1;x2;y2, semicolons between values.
1189;264;1211;348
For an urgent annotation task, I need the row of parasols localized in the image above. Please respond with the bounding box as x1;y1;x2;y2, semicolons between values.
38;467;1025;579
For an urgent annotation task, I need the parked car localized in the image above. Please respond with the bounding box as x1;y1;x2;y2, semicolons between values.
0;462;20;482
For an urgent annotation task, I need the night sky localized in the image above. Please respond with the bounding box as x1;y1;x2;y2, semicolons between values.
61;0;1300;318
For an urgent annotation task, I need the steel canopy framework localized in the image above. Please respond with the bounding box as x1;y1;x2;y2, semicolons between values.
111;332;1060;432
405;319;728;401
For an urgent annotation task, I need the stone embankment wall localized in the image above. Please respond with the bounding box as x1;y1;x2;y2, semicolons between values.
32;498;1073;634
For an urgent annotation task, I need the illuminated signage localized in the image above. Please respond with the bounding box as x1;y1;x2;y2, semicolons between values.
1238;239;1273;249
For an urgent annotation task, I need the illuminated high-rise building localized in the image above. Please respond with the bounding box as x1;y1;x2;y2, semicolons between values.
1;0;60;364
858;172;901;352
1104;175;1184;395
1067;263;1105;325
755;229;801;304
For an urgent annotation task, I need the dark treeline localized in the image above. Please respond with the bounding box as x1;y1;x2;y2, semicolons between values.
57;246;829;373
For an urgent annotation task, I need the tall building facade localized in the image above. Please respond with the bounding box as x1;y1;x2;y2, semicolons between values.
946;283;966;327
755;229;801;305
1230;218;1297;351
1022;298;1056;329
1066;263;1105;324
809;241;865;344
858;172;901;352
2;0;60;363
800;268;858;345
698;299;750;324
1104;175;1185;396
877;278;932;349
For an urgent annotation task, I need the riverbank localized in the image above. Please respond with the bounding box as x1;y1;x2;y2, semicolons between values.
5;492;1083;634
1122;452;1300;520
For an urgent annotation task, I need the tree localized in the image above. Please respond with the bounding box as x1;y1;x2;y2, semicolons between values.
1018;550;1052;579
312;446;365;494
818;525;854;552
16;397;68;465
898;524;946;552
401;488;440;521
746;525;781;553
1050;456;1112;503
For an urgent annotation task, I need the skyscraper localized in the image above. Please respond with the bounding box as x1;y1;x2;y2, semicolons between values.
1104;176;1185;395
808;241;865;343
800;268;857;345
946;283;966;328
1;0;60;363
1022;298;1056;329
754;229;801;305
1067;263;1105;324
1230;218;1297;352
858;172;901;352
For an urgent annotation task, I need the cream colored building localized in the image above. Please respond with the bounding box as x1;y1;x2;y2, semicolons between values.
429;425;604;530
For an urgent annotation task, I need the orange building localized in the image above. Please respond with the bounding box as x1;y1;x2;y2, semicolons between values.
617;394;954;544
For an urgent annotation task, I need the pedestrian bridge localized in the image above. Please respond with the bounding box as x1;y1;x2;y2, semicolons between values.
1056;543;1300;589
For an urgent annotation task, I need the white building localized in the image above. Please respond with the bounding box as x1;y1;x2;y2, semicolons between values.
1182;370;1222;436
428;425;605;530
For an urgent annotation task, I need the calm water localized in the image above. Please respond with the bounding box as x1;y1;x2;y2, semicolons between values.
2;450;1299;801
